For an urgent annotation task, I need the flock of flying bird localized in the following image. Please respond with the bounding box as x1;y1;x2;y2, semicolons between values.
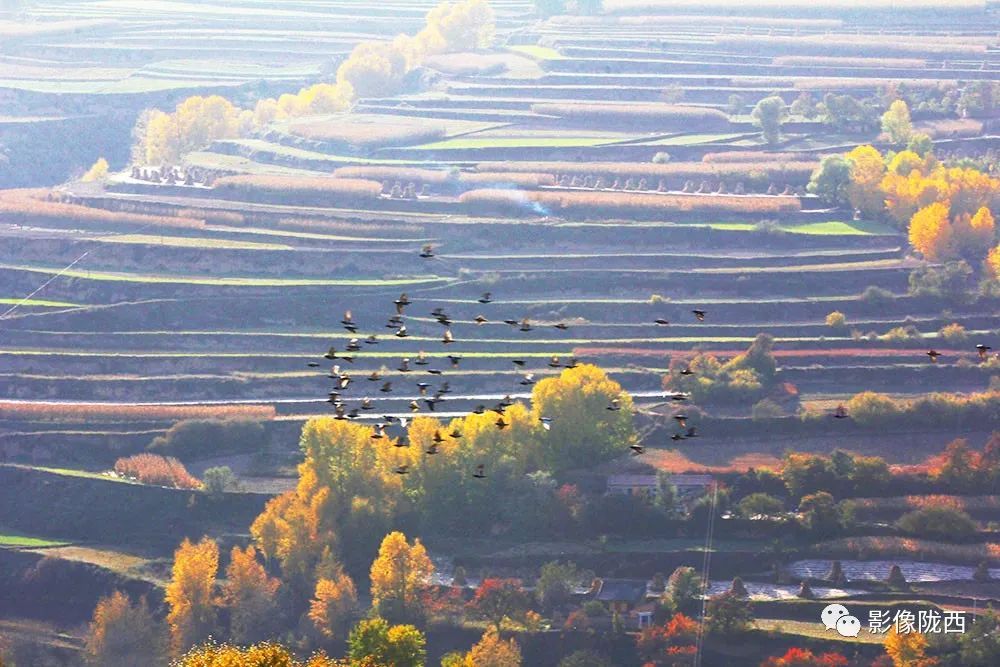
308;244;994;477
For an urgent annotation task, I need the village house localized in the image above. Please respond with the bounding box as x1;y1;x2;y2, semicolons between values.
605;473;713;498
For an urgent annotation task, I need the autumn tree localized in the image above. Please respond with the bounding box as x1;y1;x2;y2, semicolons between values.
369;531;434;624
846;144;887;218
81;157;110;183
174;641;360;666
760;647;849;667
463;628;522;667
309;565;358;641
884;628;934;667
909;202;954;261
752;96;787;145
347;617;426;667
222;545;280;645
881;100;913;147
468;578;532;632
166;537;219;656
532;364;636;470
85;591;165;667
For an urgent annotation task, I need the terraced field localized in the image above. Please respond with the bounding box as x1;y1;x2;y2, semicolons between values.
1;2;999;663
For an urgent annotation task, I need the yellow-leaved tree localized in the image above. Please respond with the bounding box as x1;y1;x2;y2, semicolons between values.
309;563;358;640
884;627;934;667
166;537;219;656
369;531;434;624
846;144;887;218
222;545;280;645
909;201;955;261
461;628;522;667
85;591;165;666
531;364;636;471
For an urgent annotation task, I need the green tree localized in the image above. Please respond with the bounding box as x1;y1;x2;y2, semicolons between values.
896;506;977;540
347;617;425;667
798;492;843;537
704;591;752;636
737;493;784;518
536;561;590;612
558;650;613;667
807;155;852;206
881;99;914;147
751;96;787;144
666;566;703;613
202;466;238;497
958;610;1000;666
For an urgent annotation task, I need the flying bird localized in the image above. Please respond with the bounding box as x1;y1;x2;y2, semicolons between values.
473;464;486;479
519;318;533;332
519;373;535;386
495;415;508;430
409;400;420;412
428;368;443;375
926;350;942;363
833;404;849;419
442;329;454;344
554;322;569;331
415;351;429;365
607;398;621;411
433;430;445;444
473;405;486;414
365;334;378;345
417;382;430;395
539;417;552;431
360;398;373;410
630;444;645;456
680;367;694;376
379;381;392;393
398;358;410;372
654;318;669;325
394;325;409;338
503;318;519;326
394;464;410;475
548;356;562;368
449;428;462;439
425;443;438;455
674;414;687;428
512;359;525;367
478;292;492;304
977;344;992;360
671;433;685;441
372;424;385;440
307;361;320;368
419;244;434;258
474;315;488;325
685;426;698;438
341;310;357;333
368;370;381;381
447;354;462;368
692;309;706;321
345;338;361;352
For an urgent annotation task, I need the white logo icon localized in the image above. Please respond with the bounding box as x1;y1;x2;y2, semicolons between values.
822;603;862;636
836;614;861;637
821;603;850;630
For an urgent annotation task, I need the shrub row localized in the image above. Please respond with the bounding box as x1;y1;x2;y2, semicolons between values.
0;401;277;422
530;102;731;128
113;453;201;489
476;160;819;188
0;190;204;229
213;175;382;204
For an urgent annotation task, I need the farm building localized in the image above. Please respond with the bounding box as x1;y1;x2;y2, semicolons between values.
605;473;714;498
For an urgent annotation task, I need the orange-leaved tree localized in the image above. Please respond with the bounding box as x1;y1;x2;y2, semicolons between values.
222;545;280;645
166;537;219;656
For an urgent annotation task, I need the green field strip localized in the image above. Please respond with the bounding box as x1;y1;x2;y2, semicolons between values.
705;220;898;236
631;132;750;146
0;297;80;308
0;531;71;549
0;264;449;287
752;619;885;644
205;225;429;244
0;349;576;359
95;234;296;250
508;45;566;60
402;135;627;150
468;259;907;274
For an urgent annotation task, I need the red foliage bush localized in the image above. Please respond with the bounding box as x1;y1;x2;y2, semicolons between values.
113;453;201;489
